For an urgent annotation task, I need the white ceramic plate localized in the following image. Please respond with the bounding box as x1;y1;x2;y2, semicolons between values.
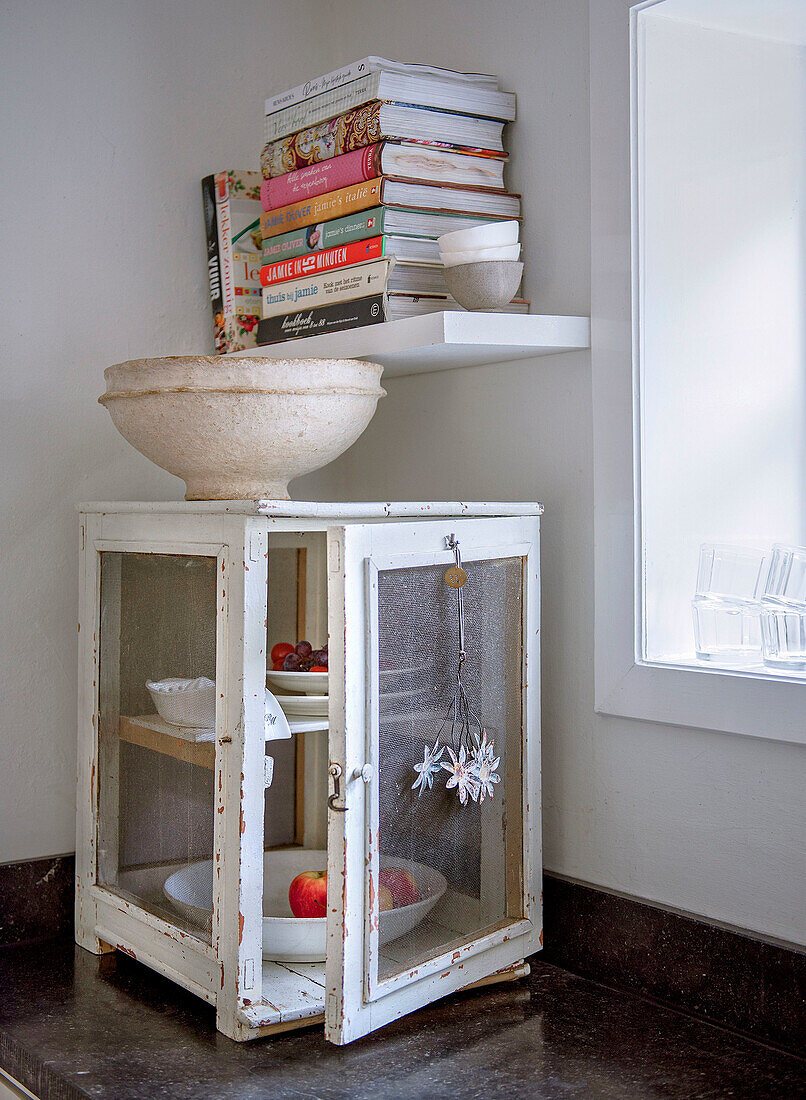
266;669;328;694
275;693;329;717
438;218;519;252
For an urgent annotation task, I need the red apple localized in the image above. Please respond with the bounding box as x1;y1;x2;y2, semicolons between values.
289;870;327;917
378;883;394;912
379;867;419;908
271;641;295;665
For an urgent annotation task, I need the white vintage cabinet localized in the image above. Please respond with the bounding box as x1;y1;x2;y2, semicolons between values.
75;500;543;1043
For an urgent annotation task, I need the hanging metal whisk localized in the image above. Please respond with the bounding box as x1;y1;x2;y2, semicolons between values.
411;535;501;806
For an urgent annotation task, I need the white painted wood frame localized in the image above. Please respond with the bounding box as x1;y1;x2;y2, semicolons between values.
591;0;806;745
324;516;542;1045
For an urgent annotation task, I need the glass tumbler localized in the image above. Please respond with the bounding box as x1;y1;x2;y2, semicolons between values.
761;544;806;608
760;607;806;670
760;544;806;669
692;544;767;663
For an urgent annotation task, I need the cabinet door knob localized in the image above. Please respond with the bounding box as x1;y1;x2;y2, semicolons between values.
353;764;373;783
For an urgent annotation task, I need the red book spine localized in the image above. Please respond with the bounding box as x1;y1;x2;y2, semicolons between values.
259;236;386;286
260;145;381;211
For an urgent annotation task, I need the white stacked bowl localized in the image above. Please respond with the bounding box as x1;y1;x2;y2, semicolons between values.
437;220;523;310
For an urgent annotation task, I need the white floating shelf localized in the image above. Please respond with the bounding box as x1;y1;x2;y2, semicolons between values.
232;312;590;378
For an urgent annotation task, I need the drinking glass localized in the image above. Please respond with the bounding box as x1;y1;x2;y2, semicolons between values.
761;544;806;608
692;544;767;663
761;607;806;670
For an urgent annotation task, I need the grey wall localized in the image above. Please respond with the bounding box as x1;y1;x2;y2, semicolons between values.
0;0;327;861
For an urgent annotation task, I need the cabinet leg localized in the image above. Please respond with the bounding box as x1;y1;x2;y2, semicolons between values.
75;889;115;955
75;925;115;955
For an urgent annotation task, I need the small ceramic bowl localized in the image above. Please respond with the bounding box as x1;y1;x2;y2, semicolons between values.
443;260;524;311
438;218;519;252
146;677;216;728
441;243;521;268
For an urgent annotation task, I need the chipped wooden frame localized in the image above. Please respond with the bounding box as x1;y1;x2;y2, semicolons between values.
76;503;542;1045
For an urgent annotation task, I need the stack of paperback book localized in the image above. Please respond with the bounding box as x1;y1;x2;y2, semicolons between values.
256;57;525;346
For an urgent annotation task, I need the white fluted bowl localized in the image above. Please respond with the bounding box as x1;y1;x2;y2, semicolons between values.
99;356;385;500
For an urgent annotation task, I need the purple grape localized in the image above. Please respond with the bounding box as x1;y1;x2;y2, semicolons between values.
283;652;302;671
296;640;313;659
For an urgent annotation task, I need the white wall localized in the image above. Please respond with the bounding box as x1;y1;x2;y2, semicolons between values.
299;0;806;947
0;0;327;862
2;0;804;950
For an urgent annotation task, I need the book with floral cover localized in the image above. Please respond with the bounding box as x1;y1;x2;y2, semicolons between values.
261;102;505;179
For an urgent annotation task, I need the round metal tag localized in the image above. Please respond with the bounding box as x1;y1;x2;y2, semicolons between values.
444;565;468;589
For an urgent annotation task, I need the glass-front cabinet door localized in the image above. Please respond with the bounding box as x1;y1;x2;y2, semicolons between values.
325;516;541;1044
95;545;224;943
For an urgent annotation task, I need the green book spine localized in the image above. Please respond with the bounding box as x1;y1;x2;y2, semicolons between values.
262;207;387;264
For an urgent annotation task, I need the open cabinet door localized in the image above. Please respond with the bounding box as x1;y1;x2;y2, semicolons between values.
325;516;542;1045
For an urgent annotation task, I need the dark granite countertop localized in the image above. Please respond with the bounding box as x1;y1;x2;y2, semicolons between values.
1;939;804;1099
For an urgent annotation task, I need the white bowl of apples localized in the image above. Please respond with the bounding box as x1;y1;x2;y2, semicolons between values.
164;850;447;963
279;855;447;962
266;640;328;695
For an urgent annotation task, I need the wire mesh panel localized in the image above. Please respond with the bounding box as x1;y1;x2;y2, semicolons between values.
97;552;218;942
374;555;524;983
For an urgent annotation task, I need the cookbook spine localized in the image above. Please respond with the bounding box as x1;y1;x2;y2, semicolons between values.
261;258;392;318
260;235;386;286
265;58;378;114
260;145;382;211
261;208;388;262
256;293;387;344
260;178;383;239
261;102;385;178
202;173;224;326
265;72;382;143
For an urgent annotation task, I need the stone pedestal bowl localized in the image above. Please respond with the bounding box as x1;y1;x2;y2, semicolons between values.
99;356;385;500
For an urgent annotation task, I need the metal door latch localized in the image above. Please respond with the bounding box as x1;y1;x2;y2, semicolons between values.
328;763;347;812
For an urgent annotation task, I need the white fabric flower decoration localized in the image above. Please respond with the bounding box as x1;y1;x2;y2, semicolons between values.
442;744;481;805
470;730;500;802
474;753;501;802
412;740;445;795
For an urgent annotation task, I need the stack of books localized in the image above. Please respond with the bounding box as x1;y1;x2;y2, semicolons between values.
256;58;524;346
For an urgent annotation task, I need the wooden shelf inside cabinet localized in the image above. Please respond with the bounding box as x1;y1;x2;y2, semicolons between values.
229;311;590;378
118;714;329;769
119;715;216;769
